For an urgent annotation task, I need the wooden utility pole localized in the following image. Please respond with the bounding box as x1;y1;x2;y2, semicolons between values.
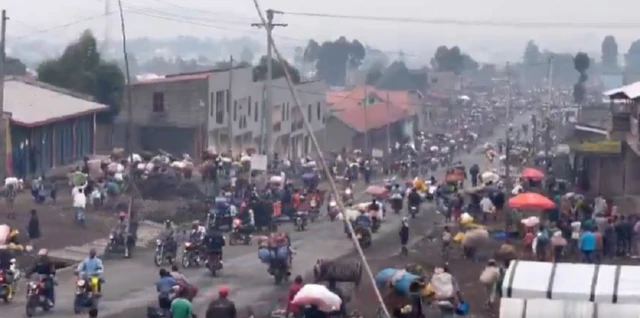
251;9;287;164
0;10;8;180
504;62;512;193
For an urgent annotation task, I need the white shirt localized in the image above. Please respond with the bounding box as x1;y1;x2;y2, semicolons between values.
480;197;495;214
72;186;86;208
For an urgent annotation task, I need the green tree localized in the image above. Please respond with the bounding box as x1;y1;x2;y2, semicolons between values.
573;52;590;104
601;35;619;72
431;46;466;74
305;37;365;86
6;57;27;76
252;56;301;84
37;30;125;123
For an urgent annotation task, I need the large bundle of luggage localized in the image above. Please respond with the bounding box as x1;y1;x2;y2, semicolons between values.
257;232;290;264
313;259;363;286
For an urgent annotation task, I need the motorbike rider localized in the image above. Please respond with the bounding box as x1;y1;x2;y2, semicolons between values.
354;209;372;235
26;249;56;306
0;248;16;292
76;248;104;293
407;188;421;212
203;227;226;265
161;220;177;260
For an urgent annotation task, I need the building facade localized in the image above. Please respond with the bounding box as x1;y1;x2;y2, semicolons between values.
3;78;106;178
119;67;327;158
207;67;326;157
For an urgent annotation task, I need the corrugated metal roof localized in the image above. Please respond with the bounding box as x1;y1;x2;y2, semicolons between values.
131;72;212;86
4;79;107;127
604;81;640;100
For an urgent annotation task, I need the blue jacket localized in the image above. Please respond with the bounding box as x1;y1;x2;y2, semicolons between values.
580;232;596;252
355;215;371;228
155;276;177;298
77;257;103;276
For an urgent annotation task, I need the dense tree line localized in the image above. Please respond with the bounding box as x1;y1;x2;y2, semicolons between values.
37;30;125;123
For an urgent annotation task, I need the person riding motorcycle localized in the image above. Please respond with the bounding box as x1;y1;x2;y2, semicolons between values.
160;220;177;259
0;248;17;295
26;249;56;306
390;184;404;212
76;249;104;293
354;210;372;233
111;211;128;247
203;228;226;265
189;221;206;242
407;188;421;211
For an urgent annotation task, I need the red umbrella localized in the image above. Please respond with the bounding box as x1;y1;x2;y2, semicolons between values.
508;192;556;210
521;167;545;180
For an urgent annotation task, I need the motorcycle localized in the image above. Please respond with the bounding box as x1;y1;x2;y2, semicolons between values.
25;277;51;317
409;205;419;218
153;239;175;266
328;200;339;221
181;241;201;268
294;211;308;231
354;226;371;249
390;194;403;214
228;225;252;246
104;232;132;259
0;269;15;303
73;276;99;314
309;198;320;222
268;260;290;285
371;216;381;233
343;188;354;205
205;253;223;276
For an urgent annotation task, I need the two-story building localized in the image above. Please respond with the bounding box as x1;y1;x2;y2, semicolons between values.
117;67;326;158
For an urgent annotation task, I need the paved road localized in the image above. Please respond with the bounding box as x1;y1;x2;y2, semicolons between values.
0;113;533;317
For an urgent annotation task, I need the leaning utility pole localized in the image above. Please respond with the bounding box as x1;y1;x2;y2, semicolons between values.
252;9;287;164
227;55;234;155
544;57;553;173
0;10;8;179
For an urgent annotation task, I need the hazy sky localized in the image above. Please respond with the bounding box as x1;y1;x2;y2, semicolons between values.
5;0;640;62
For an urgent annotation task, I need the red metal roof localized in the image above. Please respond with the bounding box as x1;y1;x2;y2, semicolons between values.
327;86;416;132
335;102;411;133
131;73;212;86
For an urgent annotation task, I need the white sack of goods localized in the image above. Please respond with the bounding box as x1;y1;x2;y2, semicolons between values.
127;153;142;163
240;155;251;162
292;284;342;313
111;147;125;160
313;259;363;286
107;162;119;174
116;163;125;173
337;209;360;221
462;228;490;248
170;161;187;169
144;162;155;173
521;216;540;228
114;172;124;181
430;268;455;300
136;163;146;170
4;177;19;187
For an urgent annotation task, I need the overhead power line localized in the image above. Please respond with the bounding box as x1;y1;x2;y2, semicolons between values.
12;12;117;39
280;11;640;30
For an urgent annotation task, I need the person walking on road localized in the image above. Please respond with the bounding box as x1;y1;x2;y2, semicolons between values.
171;287;194;318
205;286;236;318
27;209;41;245
399;217;409;256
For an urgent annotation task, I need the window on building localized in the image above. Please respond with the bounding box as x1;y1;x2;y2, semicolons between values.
209;92;214;117
248;97;252;115
254;102;259;122
286;103;290;121
281;104;285;120
215;90;225;123
152;92;164;112
317;102;321;120
307;104;312;121
226;90;230;113
233;100;238;121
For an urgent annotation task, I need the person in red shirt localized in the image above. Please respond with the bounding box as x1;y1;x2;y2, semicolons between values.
286;275;304;317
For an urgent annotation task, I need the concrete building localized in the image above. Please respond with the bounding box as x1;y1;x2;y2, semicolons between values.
324;86;419;153
118;67;326;158
3;77;107;178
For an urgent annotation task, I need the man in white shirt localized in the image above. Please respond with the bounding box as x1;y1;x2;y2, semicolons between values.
72;185;87;222
480;195;495;223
